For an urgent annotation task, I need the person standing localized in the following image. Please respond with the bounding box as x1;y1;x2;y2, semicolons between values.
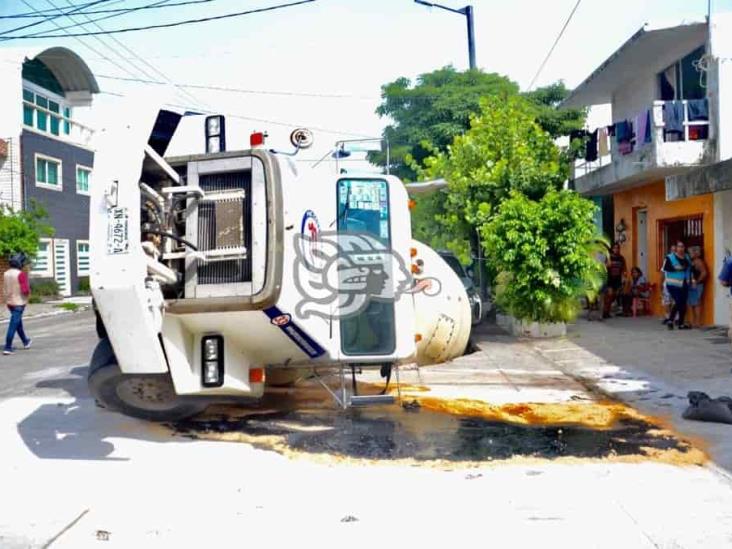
662;244;677;324
662;241;692;330
718;253;732;340
3;253;32;355
603;243;627;318
688;246;708;328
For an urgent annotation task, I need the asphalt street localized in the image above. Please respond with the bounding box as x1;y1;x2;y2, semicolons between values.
2;313;732;548
0;311;97;401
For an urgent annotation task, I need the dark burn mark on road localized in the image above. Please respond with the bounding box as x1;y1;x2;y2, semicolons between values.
170;400;695;464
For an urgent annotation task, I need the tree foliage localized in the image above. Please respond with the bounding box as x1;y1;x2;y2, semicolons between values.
483;190;607;323
416;95;566;261
371;66;585;180
0;201;54;259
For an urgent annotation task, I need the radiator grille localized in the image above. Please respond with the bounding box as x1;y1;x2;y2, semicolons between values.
197;171;252;284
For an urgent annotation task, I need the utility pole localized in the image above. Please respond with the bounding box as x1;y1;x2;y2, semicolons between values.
414;1;476;70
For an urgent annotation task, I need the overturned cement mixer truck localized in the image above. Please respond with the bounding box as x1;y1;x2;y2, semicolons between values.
87;105;472;421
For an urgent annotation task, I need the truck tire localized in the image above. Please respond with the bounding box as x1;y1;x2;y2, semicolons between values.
88;338;208;422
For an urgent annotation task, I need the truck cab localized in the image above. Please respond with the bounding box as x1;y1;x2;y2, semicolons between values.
88;108;470;420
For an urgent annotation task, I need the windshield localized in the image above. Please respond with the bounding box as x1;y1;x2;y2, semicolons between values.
337;178;395;356
441;254;466;278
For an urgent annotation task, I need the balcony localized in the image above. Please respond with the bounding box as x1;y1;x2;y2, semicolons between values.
22;96;94;148
571;100;713;196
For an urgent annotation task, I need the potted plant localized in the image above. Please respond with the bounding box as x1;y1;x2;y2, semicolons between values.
483;190;606;338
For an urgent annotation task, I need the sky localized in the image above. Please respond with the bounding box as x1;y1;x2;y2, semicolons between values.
0;0;726;173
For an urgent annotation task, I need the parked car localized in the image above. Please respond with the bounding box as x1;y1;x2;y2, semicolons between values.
437;250;485;325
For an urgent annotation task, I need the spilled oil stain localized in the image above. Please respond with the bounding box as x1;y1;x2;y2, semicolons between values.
169;392;705;468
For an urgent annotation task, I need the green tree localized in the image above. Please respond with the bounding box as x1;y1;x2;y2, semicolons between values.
371;66;519;180
417;94;566;262
0;201;54;259
524;81;587;139
483;190;607;323
371;66;585;180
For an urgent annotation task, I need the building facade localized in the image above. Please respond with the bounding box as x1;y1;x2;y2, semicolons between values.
564;15;732;326
0;46;99;296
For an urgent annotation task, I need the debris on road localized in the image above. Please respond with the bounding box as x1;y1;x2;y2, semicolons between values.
683;391;732;425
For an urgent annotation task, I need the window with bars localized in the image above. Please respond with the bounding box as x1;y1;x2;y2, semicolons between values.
31;239;52;277
76;166;91;194
76;241;90;276
35;155;62;190
22;87;71;137
658;215;704;267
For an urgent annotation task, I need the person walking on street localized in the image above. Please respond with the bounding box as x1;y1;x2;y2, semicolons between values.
3;253;32;355
688;246;708;328
662;241;692;330
603;243;627;318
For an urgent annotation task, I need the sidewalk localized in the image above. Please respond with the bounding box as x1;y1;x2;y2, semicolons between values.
530;316;732;470
0;296;92;323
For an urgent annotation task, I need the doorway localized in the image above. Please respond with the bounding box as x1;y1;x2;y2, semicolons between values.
658;215;704;267
636;209;648;277
52;239;71;297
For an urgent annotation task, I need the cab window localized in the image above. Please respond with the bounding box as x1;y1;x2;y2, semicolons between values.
337;179;395;355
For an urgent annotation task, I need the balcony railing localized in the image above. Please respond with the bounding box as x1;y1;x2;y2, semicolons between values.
572;99;710;180
22;99;94;147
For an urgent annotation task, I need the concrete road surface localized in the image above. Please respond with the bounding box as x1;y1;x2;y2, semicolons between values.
2;313;732;548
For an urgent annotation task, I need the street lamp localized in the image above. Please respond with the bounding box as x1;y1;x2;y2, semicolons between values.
414;0;476;70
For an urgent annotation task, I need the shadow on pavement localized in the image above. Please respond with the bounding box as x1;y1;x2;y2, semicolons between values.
17;366;184;461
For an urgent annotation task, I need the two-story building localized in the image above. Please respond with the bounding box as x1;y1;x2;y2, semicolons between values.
564;15;732;326
0;46;99;296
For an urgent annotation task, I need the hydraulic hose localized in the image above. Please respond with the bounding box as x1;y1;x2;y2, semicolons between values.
141;229;198;251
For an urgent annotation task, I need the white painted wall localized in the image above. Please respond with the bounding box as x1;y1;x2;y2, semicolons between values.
0;53;24;210
610;29;707;123
710;13;732;162
712;190;732;326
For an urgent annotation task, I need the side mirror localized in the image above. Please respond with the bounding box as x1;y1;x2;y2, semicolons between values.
466;267;474;278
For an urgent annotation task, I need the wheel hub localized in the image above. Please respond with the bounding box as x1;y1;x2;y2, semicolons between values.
115;376;179;411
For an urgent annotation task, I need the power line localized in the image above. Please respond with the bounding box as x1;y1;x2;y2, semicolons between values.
56;0;209;110
0;0;110;37
3;0;317;39
1;0;173;41
0;0;108;17
47;0;162;81
1;0;216;18
96;74;379;100
98;87;377;138
17;0;146;80
527;0;582;91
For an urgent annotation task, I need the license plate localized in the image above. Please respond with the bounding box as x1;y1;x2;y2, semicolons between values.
107;207;130;255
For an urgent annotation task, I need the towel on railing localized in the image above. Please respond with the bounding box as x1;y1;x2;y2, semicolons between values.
687;98;709;121
663;101;685;133
585;129;598;162
598;127;609;156
615;120;633;143
635;110;651;145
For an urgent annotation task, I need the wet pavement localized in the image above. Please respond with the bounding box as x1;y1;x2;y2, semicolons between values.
2;316;732;548
170;393;703;465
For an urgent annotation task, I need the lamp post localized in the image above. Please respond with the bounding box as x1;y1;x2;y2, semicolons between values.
414;0;476;70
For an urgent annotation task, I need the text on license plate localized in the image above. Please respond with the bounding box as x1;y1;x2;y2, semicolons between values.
107;207;129;255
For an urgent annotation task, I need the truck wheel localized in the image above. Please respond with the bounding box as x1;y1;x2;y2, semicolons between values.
88;338;207;422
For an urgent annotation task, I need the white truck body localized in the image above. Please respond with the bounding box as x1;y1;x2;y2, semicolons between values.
88;105;470;413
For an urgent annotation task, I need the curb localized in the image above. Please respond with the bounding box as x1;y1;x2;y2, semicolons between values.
0;306;90;325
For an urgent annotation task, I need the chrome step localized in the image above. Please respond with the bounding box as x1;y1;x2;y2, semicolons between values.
349;394;396;407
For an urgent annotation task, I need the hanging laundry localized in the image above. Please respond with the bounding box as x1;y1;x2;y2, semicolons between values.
635;109;651;145
585;129;599;162
687;98;709;121
663;101;685;134
598;127;609;157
